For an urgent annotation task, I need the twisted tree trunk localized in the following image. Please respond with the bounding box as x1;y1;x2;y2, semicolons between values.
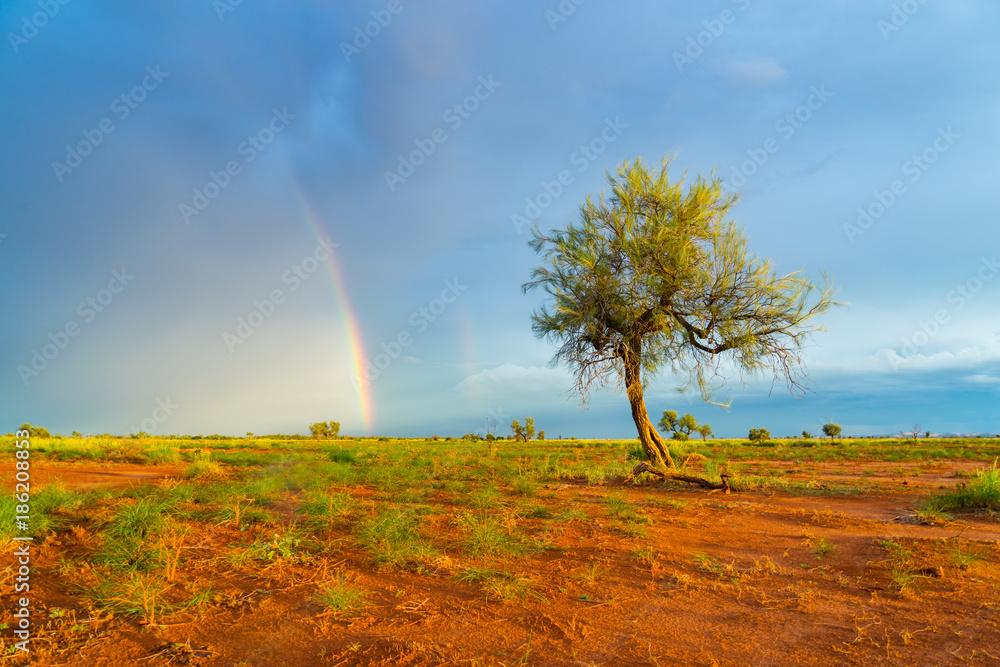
622;342;675;471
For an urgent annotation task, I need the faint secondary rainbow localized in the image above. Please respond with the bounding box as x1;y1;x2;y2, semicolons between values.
295;193;374;433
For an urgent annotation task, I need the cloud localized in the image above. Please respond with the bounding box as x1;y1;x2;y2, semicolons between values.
450;363;571;395
964;373;1000;385
723;59;788;89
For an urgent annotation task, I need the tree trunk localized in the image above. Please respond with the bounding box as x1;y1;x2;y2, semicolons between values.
622;344;675;471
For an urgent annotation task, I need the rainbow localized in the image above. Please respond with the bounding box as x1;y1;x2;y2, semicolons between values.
295;193;374;433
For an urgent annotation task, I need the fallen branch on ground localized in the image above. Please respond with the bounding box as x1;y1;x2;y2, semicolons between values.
625;461;732;493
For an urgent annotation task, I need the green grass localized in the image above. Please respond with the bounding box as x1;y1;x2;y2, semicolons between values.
314;577;368;616
453;511;524;558
482;572;541;604
924;460;1000;512
355;506;435;570
880;540;923;595
184;457;225;479
302;490;357;530
96;497;170;572
468;483;500;510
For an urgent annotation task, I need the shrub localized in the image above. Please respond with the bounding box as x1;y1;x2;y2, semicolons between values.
925;460;999;512
309;420;341;439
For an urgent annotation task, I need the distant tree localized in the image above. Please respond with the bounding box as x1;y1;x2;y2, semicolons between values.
522;156;839;475
18;423;50;438
657;410;701;441
309;420;340;439
71;431;83;438
537;430;546;440
511;417;537;442
802;430;812;439
902;423;921;445
748;428;771;444
822;423;841;440
697;424;713;440
246;432;254;438
924;430;930;439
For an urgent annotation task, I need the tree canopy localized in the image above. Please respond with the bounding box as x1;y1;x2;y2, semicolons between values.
523;156;839;473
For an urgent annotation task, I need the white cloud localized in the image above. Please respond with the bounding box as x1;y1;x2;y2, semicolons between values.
450;363;571;396
724;59;788;89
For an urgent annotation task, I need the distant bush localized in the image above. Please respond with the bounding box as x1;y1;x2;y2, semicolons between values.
748;428;771;444
18;423;51;438
327;448;358;465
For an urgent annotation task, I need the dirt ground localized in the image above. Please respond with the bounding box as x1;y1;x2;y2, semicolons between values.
2;460;998;666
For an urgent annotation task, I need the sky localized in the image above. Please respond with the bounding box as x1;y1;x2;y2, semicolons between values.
2;0;998;439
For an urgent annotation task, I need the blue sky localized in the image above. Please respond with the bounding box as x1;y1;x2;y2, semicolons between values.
2;0;998;438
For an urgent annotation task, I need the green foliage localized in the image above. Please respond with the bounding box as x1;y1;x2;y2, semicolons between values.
309;420;341;439
354;507;434;570
802;430;812;439
96;497;169;572
453;511;524;558
314;577;368;616
924;459;999;512
822;423;842;440
522;155;839;405
657;410;708;441
511;417;536;442
18;423;51;438
748;428;771;444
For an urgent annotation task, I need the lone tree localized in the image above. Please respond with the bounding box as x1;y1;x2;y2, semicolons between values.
748;427;771;444
511;417;536;442
697;424;713;440
657;410;700;441
821;422;841;441
309;420;340;439
523;157;838;476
